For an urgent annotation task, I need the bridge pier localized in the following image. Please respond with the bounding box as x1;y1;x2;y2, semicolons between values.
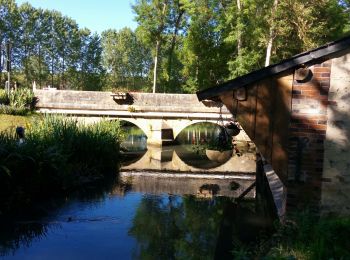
146;120;176;147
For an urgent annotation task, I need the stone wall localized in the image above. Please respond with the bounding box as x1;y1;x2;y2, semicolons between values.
321;54;350;215
285;54;350;215
34;90;230;114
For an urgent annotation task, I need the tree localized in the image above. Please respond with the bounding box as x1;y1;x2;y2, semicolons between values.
180;0;232;92
133;0;171;93
101;27;152;90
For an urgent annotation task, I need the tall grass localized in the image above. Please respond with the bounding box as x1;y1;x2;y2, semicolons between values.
231;211;350;259
0;115;123;215
266;212;350;259
0;88;35;115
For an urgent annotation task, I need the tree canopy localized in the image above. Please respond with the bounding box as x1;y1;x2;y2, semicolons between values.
0;0;349;92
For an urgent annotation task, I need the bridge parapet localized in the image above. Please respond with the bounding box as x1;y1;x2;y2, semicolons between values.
34;90;230;114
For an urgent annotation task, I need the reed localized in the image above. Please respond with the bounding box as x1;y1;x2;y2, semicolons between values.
0;115;123;215
0;88;36;115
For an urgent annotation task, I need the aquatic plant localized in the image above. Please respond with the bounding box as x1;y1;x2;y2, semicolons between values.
0;115;123;215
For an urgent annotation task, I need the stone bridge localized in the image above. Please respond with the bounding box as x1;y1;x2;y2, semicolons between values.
34;90;233;146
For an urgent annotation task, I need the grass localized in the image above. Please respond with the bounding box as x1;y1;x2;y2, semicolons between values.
0;114;123;216
231;211;350;259
0;114;37;133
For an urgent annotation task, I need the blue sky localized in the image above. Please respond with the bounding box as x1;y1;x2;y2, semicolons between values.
15;0;138;35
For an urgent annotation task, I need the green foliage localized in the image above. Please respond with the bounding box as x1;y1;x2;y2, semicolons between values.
7;88;35;109
266;213;350;259
0;88;35;115
0;1;104;90
1;0;350;93
0;115;123;215
0;105;30;116
101;27;152;90
0;90;8;104
230;211;350;259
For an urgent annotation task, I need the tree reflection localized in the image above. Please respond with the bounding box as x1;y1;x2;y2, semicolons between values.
129;194;229;259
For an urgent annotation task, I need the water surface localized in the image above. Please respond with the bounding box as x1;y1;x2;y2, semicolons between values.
0;122;272;259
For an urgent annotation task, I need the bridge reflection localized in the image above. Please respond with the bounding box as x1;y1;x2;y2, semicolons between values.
119;121;256;199
121;145;256;173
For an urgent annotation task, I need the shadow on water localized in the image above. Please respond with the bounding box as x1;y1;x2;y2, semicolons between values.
0;176;119;257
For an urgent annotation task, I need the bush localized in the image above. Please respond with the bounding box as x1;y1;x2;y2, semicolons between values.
0;115;123;215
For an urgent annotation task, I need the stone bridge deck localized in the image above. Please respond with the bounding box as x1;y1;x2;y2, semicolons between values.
34;90;231;120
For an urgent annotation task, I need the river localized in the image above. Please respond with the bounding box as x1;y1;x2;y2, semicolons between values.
0;122;274;259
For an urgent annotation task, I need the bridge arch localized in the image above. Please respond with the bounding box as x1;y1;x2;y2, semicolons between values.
170;120;221;140
109;118;151;140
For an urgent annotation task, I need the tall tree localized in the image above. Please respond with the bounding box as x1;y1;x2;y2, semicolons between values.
265;0;278;66
101;27;152;90
133;0;171;93
180;0;232;92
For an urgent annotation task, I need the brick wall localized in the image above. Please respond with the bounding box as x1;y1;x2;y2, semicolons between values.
286;61;331;212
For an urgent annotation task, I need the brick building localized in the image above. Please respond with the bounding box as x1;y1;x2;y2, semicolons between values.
197;36;350;216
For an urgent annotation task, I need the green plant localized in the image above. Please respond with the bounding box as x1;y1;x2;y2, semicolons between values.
0;88;36;115
8;88;35;109
0;90;9;104
0;115;123;215
266;212;350;259
127;106;136;112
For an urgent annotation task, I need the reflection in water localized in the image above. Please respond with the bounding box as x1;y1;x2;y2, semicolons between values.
120;124;148;166
121;122;256;171
0;175;270;260
117;174;255;199
0;123;270;259
121;126;147;152
129;194;265;260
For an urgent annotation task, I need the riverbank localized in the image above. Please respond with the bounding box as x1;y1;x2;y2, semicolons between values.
0;114;123;216
231;211;350;259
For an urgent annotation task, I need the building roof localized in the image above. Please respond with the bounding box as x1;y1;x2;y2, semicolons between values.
196;35;350;101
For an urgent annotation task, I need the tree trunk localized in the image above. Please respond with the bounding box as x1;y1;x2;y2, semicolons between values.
152;39;160;93
38;44;42;87
0;38;2;85
62;43;65;89
236;0;242;55
265;0;279;67
152;2;167;93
